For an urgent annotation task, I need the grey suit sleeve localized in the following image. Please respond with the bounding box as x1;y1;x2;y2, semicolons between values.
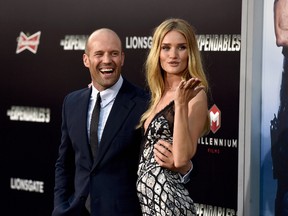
178;161;193;184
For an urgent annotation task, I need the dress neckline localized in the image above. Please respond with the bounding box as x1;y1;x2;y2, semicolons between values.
143;100;174;136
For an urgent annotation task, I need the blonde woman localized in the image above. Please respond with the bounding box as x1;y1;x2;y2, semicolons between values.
136;18;210;216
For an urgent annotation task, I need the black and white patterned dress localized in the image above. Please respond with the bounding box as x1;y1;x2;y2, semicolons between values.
136;101;196;216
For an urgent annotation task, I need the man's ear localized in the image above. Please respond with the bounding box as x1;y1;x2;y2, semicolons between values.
83;53;89;67
121;52;125;66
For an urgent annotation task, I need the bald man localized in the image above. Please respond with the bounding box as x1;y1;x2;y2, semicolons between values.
271;1;288;215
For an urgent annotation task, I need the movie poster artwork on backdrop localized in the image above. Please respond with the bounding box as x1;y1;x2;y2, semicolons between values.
261;0;288;215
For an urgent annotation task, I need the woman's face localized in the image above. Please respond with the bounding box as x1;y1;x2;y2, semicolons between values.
159;30;188;76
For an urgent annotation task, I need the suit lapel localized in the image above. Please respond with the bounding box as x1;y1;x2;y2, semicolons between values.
92;80;136;168
76;88;94;164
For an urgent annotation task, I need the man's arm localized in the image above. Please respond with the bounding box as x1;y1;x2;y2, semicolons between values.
154;140;193;183
274;0;288;47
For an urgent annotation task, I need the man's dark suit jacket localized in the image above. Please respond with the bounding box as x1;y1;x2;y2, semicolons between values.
52;78;149;216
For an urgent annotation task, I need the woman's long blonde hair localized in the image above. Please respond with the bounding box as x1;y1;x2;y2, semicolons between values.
138;18;210;135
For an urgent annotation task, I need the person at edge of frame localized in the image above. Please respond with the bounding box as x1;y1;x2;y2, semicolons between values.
271;0;288;215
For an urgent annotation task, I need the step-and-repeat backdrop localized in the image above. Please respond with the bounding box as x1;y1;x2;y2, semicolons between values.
1;0;242;215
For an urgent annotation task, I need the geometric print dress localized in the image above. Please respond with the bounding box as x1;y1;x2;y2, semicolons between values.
136;101;196;216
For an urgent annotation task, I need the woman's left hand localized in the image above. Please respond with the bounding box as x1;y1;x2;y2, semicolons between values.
175;78;205;105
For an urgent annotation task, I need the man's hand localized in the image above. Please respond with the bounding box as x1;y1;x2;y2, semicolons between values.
154;139;192;175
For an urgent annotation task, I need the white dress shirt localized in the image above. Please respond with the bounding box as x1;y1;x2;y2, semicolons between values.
87;76;123;144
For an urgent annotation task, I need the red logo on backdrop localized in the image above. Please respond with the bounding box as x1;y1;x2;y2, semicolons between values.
16;31;41;54
209;104;221;133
